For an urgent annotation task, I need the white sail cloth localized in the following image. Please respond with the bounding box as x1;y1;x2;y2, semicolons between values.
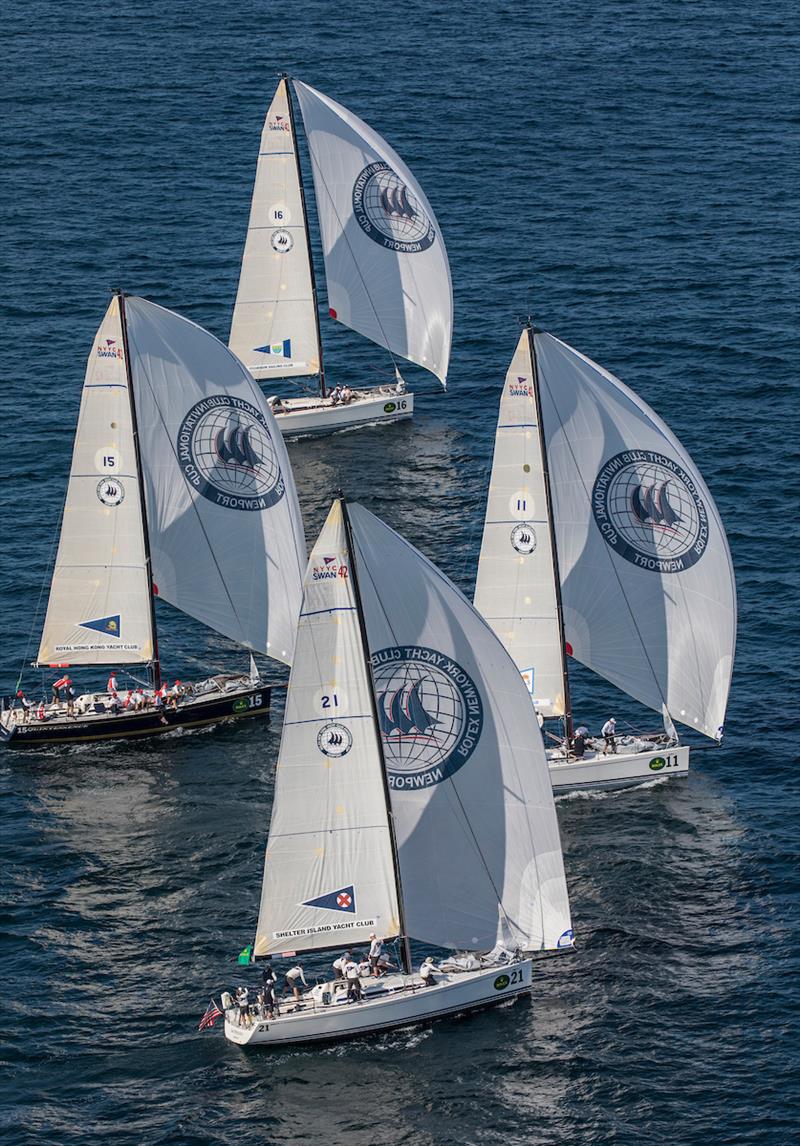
293;80;453;385
474;331;567;717
229;79;321;380
125;296;306;663
255;502;401;956
534;332;736;740
348;503;573;954
37;298;153;666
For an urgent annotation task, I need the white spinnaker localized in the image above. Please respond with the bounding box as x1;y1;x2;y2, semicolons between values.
255;502;401;956
293;79;452;385
125;296;306;663
229;79;321;380
535;332;736;740
37;298;153;666
349;504;572;953
474;331;566;717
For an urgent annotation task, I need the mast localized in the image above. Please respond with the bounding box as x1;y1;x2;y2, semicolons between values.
339;493;412;974
116;290;161;689
526;321;573;740
283;74;327;399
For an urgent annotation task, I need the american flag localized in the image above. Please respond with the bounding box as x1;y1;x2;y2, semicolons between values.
198;999;223;1031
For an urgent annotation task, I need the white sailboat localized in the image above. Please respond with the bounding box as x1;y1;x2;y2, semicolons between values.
222;496;573;1047
474;324;736;793
228;77;453;436
1;293;306;747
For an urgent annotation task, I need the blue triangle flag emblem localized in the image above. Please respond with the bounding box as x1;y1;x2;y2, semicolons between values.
79;614;121;638
254;338;291;359
302;885;356;913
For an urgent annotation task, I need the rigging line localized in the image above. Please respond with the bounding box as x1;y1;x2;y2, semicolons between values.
350;517;520;942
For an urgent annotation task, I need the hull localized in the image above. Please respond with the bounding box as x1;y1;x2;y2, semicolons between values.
224;961;532;1048
548;743;690;793
0;682;272;748
270;388;413;437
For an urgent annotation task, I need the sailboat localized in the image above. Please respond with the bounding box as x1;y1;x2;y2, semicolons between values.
228;77;453;436
473;324;736;793
221;496;573;1047
0;293;306;748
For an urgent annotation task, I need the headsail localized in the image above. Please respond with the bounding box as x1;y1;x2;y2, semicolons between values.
293;80;453;385
474;331;567;717
348;503;572;953
534;332;736;740
254;502;402;956
37;298;154;666
229;78;321;380
124;296;307;664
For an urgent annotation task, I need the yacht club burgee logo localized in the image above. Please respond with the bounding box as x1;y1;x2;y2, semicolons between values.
353;161;436;253
177;395;285;511
371;645;483;789
592;449;708;572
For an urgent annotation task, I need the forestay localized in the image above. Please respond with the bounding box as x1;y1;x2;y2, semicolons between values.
229;78;321;380
37;298;153;666
474;331;566;717
254;502;401;956
535;332;736;740
125;296;306;663
348;504;572;953
293;80;452;385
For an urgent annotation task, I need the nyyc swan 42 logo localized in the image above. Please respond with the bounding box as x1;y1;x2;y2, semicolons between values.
370;646;483;790
311;555;349;581
508;375;534;397
353;161;436;254
592;450;709;573
177;395;285;511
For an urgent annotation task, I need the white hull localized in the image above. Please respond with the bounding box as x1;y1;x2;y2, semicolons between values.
224;960;532;1047
548;742;690;793
267;387;413;437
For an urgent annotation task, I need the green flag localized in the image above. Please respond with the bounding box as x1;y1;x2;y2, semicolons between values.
237;945;252;965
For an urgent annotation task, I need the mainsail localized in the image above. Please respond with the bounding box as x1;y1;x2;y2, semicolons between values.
229;78;321;381
534;332;736;740
348;503;572;953
293;80;453;385
124;296;307;664
255;502;402;956
37;298;154;666
474;331;567;717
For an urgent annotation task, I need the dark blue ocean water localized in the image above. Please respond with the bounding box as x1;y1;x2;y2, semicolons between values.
2;1;798;1142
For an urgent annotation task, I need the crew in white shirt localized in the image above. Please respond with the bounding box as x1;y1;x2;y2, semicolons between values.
285;964;308;1001
601;718;617;754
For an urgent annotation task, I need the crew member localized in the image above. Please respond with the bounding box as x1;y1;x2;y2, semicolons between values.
332;953;349;980
107;671;118;696
368;934;384;977
344;956;362;1002
420;956;440;987
52;674;70;704
285;963;308;1002
16;691;32;723
601;717;617;754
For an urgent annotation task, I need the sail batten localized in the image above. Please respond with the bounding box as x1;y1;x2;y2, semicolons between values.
229;78;321;381
37;298;154;667
293;80;453;385
124;296;307;663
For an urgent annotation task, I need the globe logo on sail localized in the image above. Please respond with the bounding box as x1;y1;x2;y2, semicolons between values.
592;450;709;572
371;646;483;789
353;161;436;254
177;395;285;511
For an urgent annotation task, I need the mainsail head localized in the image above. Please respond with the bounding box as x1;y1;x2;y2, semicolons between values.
124;296;307;664
293;79;453;386
534;332;736;740
348;502;573;954
229;78;321;381
37;297;154;667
